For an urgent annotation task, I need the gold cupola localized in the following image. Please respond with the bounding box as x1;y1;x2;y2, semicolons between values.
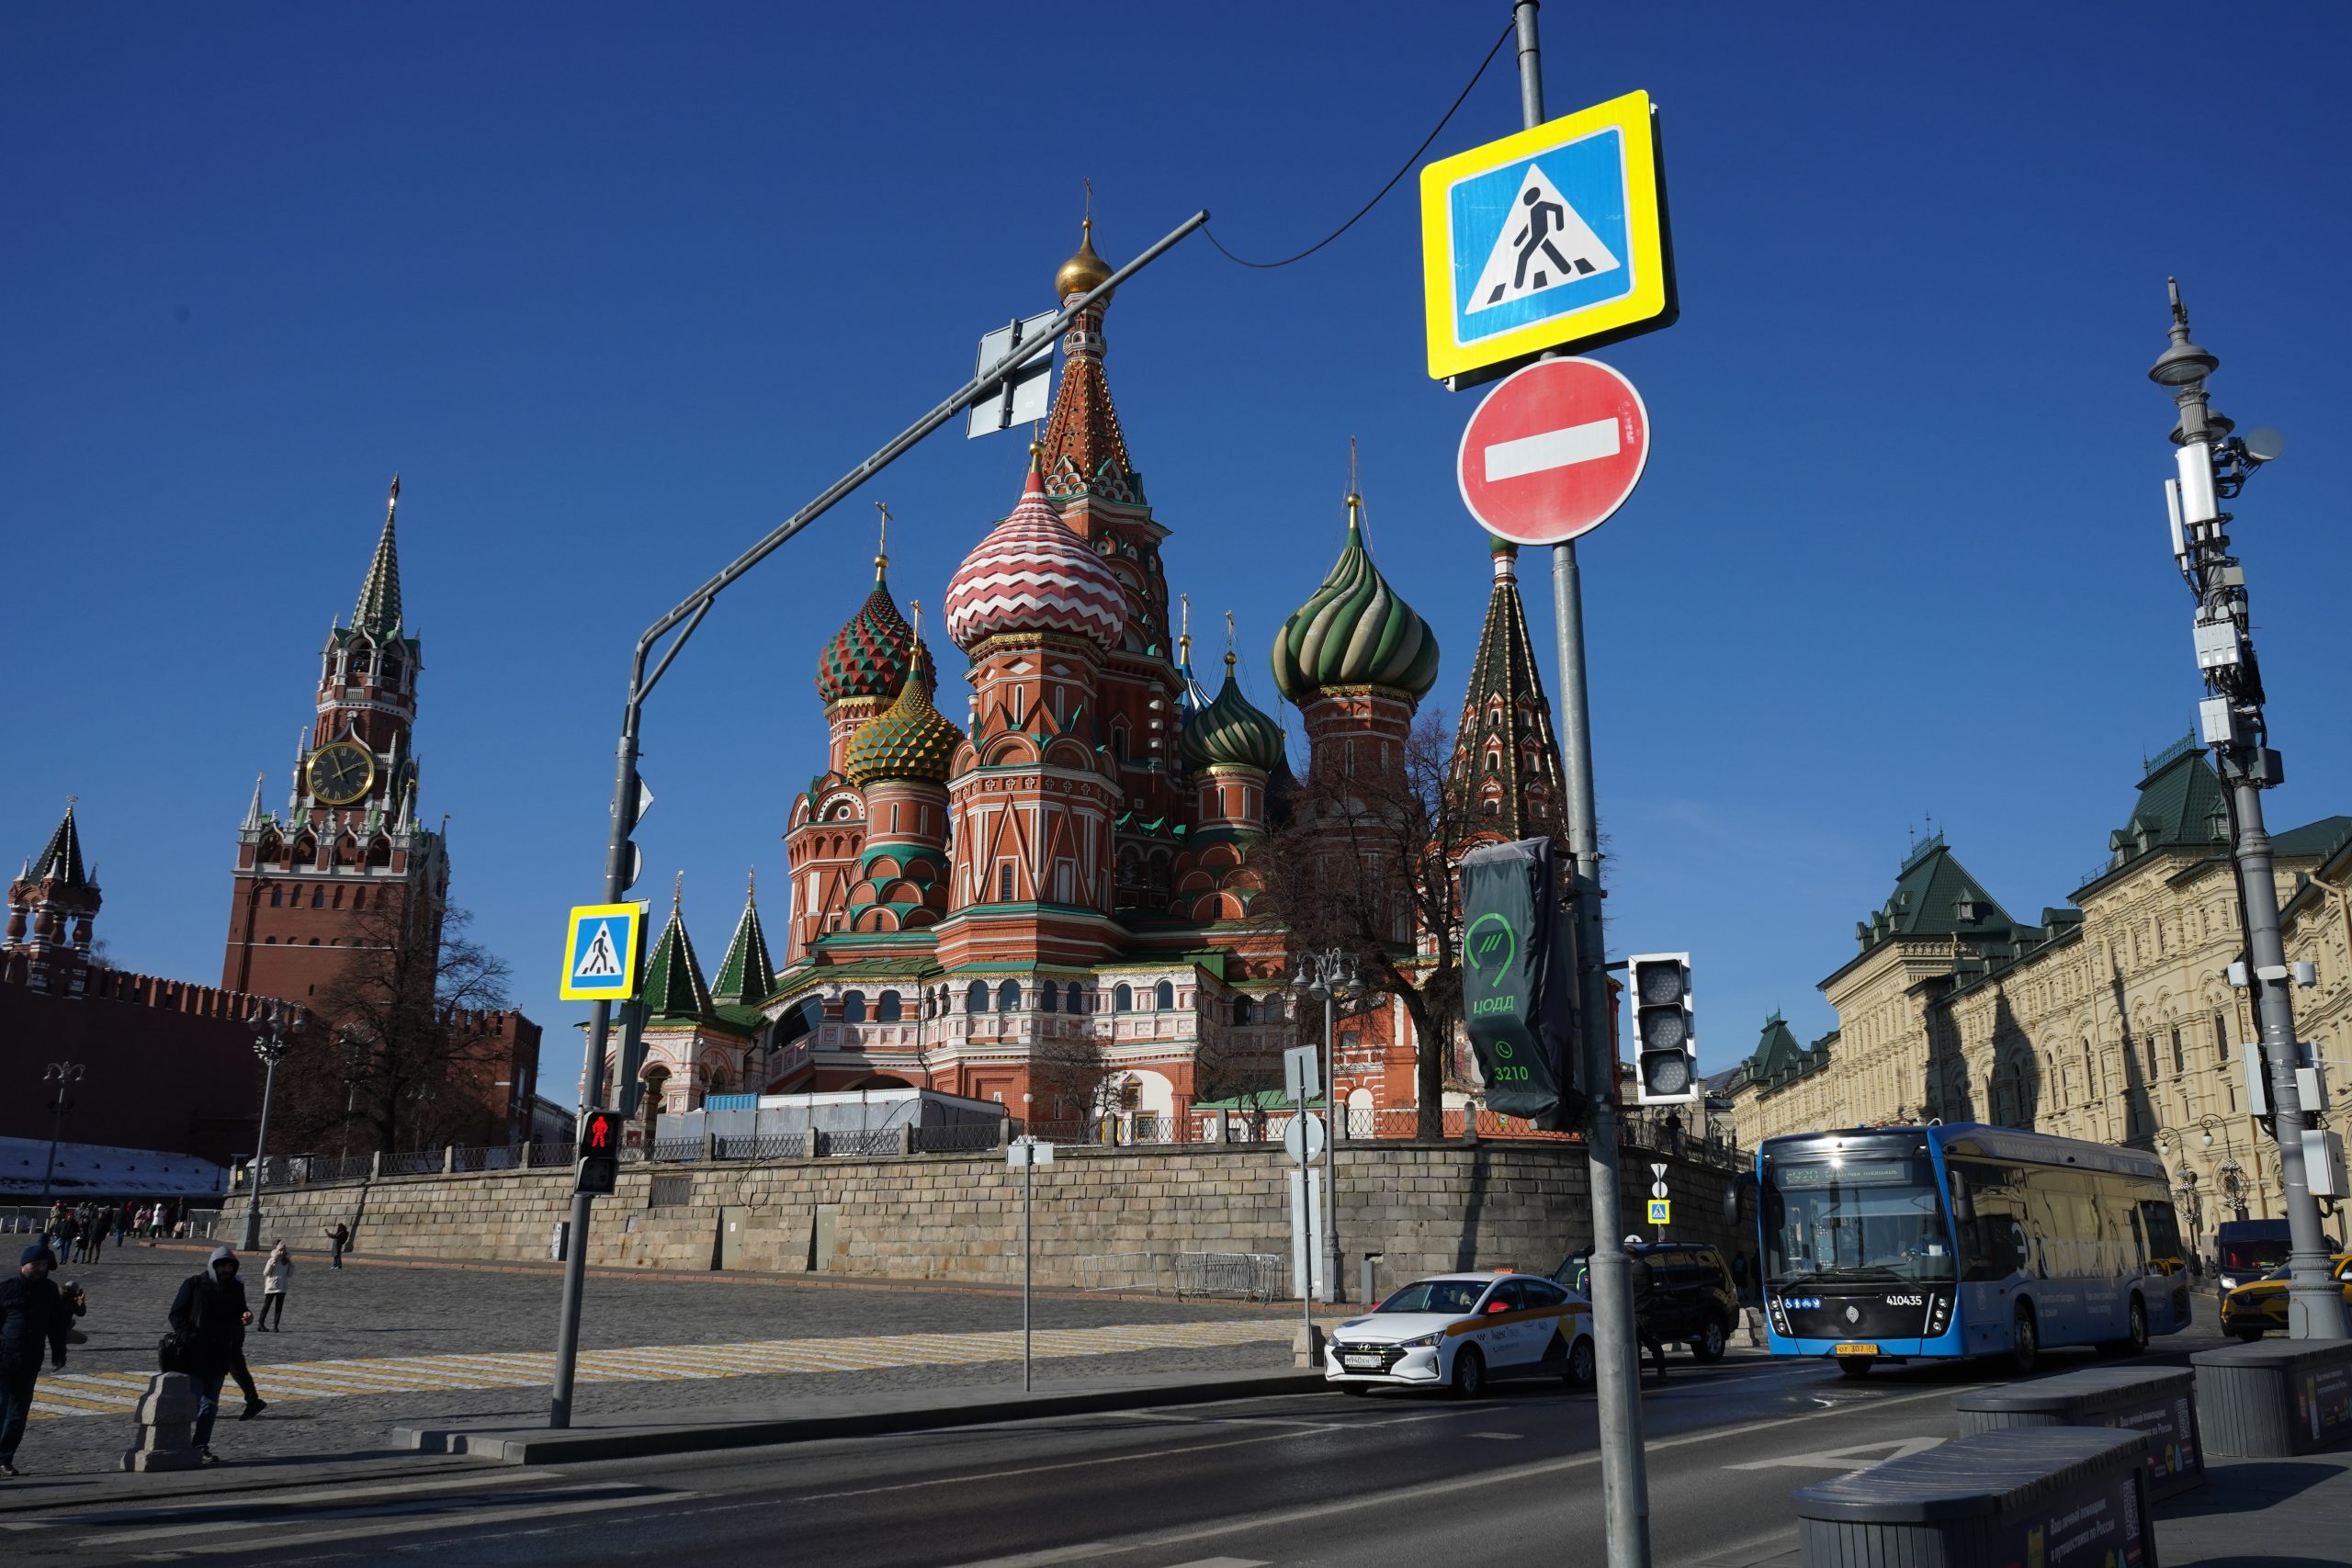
1055;217;1114;301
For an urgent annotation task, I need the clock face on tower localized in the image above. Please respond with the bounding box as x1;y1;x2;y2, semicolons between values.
306;740;376;806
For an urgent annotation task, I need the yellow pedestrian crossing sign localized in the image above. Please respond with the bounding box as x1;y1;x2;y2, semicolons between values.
1419;89;1676;386
560;902;645;1001
1647;1198;1672;1226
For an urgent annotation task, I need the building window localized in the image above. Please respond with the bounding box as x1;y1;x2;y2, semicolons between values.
311;886;324;908
2214;1011;2229;1064
2170;1027;2184;1077
967;979;989;1013
997;980;1021;1013
1155;980;1174;1010
1041;984;1059;1013
1232;996;1252;1027
268;887;283;907
1067;980;1086;1013
842;990;867;1024
998;863;1015;902
1114;983;1133;1012
876;991;901;1023
352;887;367;910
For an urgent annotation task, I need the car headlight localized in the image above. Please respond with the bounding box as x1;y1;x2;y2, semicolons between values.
1399;1332;1442;1349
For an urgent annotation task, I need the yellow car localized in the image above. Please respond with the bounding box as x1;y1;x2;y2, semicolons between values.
2220;1253;2352;1339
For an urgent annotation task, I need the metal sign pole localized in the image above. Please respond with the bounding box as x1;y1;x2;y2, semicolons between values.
1514;5;1652;1565
1023;1145;1035;1392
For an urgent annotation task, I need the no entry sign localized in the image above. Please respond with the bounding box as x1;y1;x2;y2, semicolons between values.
1457;357;1650;546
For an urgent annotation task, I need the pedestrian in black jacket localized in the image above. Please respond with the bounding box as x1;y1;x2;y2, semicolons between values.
167;1247;250;1462
0;1246;71;1475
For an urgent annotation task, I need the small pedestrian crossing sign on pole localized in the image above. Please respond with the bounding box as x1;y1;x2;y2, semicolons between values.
559;902;646;1001
1419;89;1675;385
1647;1198;1672;1226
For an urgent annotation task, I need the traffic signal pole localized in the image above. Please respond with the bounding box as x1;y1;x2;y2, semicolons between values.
2154;283;2347;1341
540;213;1209;1429
1513;5;1652;1564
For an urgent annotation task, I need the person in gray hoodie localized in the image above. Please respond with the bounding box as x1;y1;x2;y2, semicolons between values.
167;1247;250;1462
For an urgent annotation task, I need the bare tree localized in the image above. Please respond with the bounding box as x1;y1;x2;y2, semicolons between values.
1259;716;1475;1139
275;901;514;1154
1027;1029;1116;1137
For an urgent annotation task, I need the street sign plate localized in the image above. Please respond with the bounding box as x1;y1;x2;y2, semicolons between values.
1283;1112;1327;1166
1646;1198;1671;1225
560;902;645;1001
1283;1045;1322;1106
1419;89;1674;384
1007;1138;1056;1168
967;311;1057;438
1458;357;1649;546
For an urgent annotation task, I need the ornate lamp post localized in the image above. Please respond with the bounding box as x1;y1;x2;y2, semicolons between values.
242;999;308;1251
1290;948;1365;1303
37;1062;86;1211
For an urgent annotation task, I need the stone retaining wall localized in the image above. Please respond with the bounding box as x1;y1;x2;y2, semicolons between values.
250;1141;1742;1293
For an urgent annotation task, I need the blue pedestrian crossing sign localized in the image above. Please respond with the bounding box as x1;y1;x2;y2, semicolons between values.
559;902;645;1001
1420;90;1676;385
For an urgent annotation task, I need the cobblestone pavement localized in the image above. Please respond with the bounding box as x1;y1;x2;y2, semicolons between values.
3;1242;1294;1482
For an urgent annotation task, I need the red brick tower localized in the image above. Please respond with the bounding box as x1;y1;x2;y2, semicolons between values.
221;479;449;1003
5;804;103;998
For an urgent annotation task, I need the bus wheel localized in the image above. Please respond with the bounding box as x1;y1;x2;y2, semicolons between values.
1837;1357;1873;1378
2122;1296;2148;1354
2010;1305;2040;1375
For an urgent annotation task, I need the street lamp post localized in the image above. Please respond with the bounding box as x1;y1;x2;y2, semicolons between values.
2150;282;2346;1339
242;999;308;1252
1290;949;1362;1303
38;1063;86;1211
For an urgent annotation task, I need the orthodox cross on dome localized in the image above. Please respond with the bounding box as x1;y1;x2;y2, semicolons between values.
873;501;890;577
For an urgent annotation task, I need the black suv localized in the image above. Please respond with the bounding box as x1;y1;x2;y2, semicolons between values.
1554;1241;1742;1361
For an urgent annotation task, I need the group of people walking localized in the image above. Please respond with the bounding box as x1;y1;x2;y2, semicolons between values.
35;1201;190;1263
0;1234;311;1473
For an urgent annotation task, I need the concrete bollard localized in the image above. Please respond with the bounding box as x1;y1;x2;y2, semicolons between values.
120;1371;203;1472
1293;1323;1325;1369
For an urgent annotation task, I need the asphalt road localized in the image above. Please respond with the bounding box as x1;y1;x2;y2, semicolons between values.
38;1330;2232;1568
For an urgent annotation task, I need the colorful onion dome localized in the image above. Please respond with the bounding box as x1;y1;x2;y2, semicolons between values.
944;454;1126;653
1055;217;1114;300
843;642;964;788
1271;494;1440;703
815;555;914;705
1179;652;1286;774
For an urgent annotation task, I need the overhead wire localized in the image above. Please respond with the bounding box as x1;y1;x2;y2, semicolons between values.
1203;22;1515;270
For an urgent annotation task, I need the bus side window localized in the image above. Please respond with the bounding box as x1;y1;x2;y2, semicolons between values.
1953;1161;2029;1281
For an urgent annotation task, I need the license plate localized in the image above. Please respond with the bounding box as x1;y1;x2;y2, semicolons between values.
1833;1342;1880;1357
1341;1355;1383;1369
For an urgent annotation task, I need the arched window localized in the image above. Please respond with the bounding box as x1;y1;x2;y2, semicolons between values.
268;887;283;908
1114;983;1133;1012
876;991;901;1023
842;990;867;1024
1040;984;1059;1013
780;998;822;1042
1232;995;1253;1027
1067;981;1086;1013
311;886;324;908
997;980;1021;1013
967;979;990;1013
352;887;367;910
1155;981;1174;1010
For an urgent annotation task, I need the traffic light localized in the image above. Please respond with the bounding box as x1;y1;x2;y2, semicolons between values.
1629;952;1698;1105
575;1108;621;1196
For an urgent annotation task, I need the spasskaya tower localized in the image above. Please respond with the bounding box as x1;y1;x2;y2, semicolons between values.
221;478;449;1002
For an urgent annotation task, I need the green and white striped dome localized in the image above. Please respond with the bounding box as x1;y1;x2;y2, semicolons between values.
1270;496;1439;704
1178;655;1286;773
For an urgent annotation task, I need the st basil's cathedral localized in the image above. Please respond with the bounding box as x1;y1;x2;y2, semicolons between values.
618;223;1566;1134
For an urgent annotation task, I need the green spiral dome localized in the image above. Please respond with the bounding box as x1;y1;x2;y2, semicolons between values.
843;644;965;788
1178;658;1286;773
1270;503;1440;703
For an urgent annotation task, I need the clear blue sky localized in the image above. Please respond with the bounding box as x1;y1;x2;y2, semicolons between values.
8;3;2351;1098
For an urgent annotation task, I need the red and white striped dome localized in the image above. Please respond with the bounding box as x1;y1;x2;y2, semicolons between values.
944;463;1126;653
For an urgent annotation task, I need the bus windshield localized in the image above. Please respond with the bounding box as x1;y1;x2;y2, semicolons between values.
1764;1154;1956;1286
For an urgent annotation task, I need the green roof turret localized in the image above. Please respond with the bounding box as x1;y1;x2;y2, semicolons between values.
1179;615;1285;773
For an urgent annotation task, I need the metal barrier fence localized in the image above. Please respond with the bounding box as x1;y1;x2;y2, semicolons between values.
1174;1251;1283;1303
911;1123;1001;1154
714;1132;808;1161
822;1129;902;1158
379;1149;443;1178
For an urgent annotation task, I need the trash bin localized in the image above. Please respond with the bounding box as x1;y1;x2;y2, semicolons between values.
2193;1337;2352;1457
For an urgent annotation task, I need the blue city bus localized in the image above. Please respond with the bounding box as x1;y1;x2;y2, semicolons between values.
1758;1122;2191;1376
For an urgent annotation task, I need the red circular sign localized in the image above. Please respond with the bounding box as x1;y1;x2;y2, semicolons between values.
1457;357;1651;546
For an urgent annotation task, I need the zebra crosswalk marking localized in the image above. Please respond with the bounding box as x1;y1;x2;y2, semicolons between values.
29;1316;1291;1420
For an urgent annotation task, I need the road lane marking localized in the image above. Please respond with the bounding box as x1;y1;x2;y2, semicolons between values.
931;1379;1990;1568
1726;1436;1944;1471
107;1488;704;1556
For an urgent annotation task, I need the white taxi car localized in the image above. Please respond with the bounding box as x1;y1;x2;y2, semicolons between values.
1325;1271;1595;1398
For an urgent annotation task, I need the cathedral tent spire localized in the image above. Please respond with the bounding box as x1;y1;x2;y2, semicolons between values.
640;874;717;1024
710;869;777;1008
353;475;403;637
1040;214;1137;502
1450;537;1566;842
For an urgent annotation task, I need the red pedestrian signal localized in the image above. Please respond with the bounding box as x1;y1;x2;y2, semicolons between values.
575;1108;620;1195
